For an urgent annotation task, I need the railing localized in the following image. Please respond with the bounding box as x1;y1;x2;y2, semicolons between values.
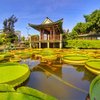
31;35;62;42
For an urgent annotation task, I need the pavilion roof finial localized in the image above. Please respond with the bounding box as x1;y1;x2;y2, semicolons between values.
42;17;53;24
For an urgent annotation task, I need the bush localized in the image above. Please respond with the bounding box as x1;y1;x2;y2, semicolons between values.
66;40;100;49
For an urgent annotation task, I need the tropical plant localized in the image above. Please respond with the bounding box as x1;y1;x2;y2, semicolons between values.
89;75;100;100
0;62;30;87
0;84;57;100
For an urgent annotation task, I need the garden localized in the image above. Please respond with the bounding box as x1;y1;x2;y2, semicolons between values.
0;9;100;100
0;48;100;100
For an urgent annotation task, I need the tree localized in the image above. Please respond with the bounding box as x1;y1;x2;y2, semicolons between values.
3;15;18;43
21;36;25;41
72;9;100;37
84;10;100;33
72;22;89;35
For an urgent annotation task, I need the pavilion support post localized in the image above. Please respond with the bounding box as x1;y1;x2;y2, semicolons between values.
50;29;52;41
42;30;44;40
60;34;62;41
59;42;62;49
39;42;41;48
47;42;50;48
53;27;55;41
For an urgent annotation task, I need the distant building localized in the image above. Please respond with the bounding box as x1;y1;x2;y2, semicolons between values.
78;32;100;40
29;17;63;48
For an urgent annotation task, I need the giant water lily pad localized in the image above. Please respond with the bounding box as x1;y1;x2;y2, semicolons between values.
90;75;100;100
0;84;57;100
0;62;30;87
85;59;100;75
63;54;89;65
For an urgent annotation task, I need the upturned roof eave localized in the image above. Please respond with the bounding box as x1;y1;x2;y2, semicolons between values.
28;18;63;29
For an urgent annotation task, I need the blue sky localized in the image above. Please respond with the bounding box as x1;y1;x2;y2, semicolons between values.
0;0;100;37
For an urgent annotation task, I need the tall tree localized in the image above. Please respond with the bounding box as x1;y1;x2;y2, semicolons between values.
84;10;100;33
3;15;18;43
72;9;100;38
72;22;88;34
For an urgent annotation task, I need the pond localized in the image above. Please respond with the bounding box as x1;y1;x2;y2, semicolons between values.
20;59;96;100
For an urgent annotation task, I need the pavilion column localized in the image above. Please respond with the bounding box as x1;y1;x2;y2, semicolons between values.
42;30;44;40
50;28;53;40
40;29;43;40
59;34;62;49
47;42;49;48
59;42;62;49
39;31;41;41
39;42;41;48
47;34;50;48
47;34;49;40
53;26;55;41
39;29;42;48
60;34;62;41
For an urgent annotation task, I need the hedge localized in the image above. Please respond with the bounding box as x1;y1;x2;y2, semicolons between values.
66;40;100;49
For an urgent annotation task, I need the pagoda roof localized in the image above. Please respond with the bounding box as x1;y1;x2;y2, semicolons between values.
28;17;63;32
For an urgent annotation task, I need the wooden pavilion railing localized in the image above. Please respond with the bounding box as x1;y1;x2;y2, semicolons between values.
31;35;62;42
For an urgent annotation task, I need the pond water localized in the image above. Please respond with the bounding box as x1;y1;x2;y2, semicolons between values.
20;59;96;100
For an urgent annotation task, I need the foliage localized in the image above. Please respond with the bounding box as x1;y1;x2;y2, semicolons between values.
72;22;89;34
86;59;100;70
0;84;15;92
40;49;55;56
90;75;100;100
3;15;18;43
21;36;25;41
0;33;7;45
0;62;30;87
66;40;100;49
6;32;18;43
72;9;100;37
0;84;57;100
17;86;57;100
63;54;89;61
84;9;100;33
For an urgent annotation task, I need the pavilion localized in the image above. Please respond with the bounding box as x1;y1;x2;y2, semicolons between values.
29;17;63;48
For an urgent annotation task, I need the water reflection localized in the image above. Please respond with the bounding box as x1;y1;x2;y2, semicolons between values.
22;59;95;100
73;65;96;82
32;62;62;78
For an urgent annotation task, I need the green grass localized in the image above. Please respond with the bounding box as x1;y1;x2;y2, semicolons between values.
0;62;30;87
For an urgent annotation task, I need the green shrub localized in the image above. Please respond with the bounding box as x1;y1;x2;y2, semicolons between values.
66;40;100;49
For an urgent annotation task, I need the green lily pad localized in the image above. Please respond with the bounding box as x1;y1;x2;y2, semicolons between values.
63;54;89;61
63;54;89;65
0;62;30;87
86;59;100;70
0;84;57;100
90;75;100;100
